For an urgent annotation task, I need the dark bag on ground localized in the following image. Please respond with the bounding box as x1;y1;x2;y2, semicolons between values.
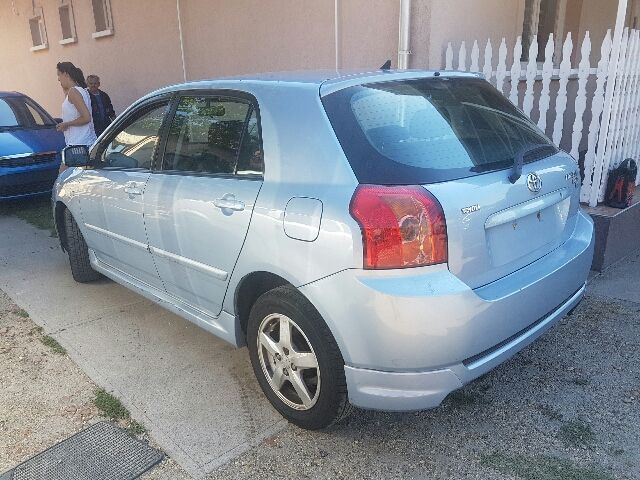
605;158;637;209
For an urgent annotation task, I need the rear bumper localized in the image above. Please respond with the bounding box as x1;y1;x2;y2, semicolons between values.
0;164;59;200
344;284;585;411
300;209;594;411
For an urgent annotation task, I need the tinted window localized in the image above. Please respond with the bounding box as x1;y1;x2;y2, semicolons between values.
0;100;19;127
100;102;168;169
163;96;250;175
0;97;55;128
236;108;264;175
322;77;557;184
25;100;48;126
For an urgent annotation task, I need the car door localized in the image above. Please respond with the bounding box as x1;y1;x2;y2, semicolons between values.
78;96;172;290
143;92;264;317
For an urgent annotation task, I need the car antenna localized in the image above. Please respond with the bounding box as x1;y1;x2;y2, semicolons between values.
380;60;392;71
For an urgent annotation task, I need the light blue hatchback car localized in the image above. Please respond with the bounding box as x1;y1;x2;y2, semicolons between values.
53;70;594;430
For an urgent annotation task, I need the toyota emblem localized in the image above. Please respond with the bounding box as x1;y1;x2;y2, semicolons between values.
527;173;542;193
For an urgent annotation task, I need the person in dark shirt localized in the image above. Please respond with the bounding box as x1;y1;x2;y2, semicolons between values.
86;74;116;136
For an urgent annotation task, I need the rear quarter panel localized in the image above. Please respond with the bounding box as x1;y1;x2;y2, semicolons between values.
222;84;362;314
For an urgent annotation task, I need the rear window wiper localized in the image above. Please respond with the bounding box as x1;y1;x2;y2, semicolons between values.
508;144;555;184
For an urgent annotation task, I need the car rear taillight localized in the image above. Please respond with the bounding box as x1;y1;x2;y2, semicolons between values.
350;185;448;270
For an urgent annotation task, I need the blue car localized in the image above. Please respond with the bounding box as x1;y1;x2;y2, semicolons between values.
0;92;66;200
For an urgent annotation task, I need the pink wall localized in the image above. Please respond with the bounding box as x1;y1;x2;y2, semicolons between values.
410;0;525;69
0;0;399;117
0;0;184;116
179;0;399;80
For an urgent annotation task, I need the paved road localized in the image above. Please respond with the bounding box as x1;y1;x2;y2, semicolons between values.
0;215;285;478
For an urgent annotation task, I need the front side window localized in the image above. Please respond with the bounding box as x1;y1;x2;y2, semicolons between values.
162;96;252;175
100;102;168;169
322;77;556;185
0;100;19;127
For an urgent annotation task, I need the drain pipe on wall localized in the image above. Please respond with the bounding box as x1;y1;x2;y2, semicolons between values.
397;0;412;69
177;0;187;82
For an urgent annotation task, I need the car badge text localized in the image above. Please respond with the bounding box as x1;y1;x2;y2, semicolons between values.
565;171;580;189
461;204;481;214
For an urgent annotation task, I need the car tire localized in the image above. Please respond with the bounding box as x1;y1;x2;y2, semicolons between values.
63;209;101;283
247;285;353;430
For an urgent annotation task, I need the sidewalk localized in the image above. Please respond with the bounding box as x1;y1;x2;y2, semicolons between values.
0;214;285;479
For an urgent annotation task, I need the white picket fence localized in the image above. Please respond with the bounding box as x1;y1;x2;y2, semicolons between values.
443;29;640;206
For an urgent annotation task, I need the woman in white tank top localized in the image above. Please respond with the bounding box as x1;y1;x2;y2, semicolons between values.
56;62;97;147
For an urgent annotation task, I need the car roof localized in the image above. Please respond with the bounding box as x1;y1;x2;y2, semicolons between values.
148;69;482;99
0;91;24;98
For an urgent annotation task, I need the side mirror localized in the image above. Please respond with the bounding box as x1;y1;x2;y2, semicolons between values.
62;145;90;167
53;117;63;124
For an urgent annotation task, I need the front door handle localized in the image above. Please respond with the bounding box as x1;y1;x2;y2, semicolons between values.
213;194;245;212
124;181;143;196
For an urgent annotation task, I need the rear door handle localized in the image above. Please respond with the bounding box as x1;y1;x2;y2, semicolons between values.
213;194;245;212
124;181;143;196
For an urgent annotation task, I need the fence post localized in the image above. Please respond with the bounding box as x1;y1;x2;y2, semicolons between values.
538;34;554;134
470;40;480;72
458;41;467;71
496;38;508;94
552;33;573;146
483;39;493;82
571;32;592;159
509;36;523;106
523;37;539;117
581;30;612;203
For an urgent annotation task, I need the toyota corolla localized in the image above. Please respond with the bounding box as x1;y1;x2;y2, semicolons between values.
53;70;594;430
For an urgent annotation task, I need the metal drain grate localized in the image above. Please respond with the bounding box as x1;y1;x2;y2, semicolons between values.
2;422;164;480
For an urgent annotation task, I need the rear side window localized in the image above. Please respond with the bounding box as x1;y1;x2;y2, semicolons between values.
0;97;55;128
162;96;253;175
322;77;556;184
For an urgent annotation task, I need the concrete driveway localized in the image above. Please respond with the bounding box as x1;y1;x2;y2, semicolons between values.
0;214;285;478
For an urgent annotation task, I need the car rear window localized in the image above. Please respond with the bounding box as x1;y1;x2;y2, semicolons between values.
0;97;55;129
321;77;557;184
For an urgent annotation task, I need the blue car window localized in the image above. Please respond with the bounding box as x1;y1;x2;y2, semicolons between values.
0;99;19;127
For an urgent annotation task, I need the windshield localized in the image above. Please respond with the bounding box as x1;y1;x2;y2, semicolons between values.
322;77;557;184
0;96;56;129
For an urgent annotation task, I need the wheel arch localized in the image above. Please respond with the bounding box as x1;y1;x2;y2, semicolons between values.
234;271;291;340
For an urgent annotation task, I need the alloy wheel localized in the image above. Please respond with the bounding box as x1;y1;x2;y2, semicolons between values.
257;313;321;410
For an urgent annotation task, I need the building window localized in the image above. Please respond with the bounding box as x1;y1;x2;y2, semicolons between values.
521;0;567;63
58;1;77;45
29;8;48;52
91;0;114;38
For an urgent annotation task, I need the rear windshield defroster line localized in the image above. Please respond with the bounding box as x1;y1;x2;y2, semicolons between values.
321;77;557;185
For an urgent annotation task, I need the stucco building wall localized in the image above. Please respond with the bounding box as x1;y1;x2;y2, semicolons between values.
0;0;400;119
0;0;185;116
